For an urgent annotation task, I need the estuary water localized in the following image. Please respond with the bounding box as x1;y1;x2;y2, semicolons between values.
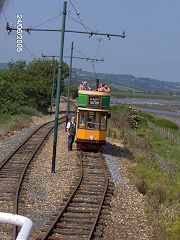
136;107;180;116
111;98;180;106
111;98;180;116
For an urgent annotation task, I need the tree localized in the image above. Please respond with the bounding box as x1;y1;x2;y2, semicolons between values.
8;60;26;72
0;59;69;114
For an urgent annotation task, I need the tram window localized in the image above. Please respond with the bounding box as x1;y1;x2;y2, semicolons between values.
79;114;85;128
86;111;99;130
100;114;107;130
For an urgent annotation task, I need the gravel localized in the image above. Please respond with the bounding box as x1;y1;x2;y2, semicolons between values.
18;123;79;239
103;139;125;186
102;138;153;240
0;125;40;164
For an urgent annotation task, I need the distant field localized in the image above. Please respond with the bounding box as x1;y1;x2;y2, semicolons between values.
111;92;180;101
109;83;136;92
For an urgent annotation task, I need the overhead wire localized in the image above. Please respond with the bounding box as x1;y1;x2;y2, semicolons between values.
73;47;88;58
22;42;37;58
66;14;93;32
32;14;62;28
68;0;92;32
1;8;8;22
67;0;103;78
94;40;101;58
68;0;99;43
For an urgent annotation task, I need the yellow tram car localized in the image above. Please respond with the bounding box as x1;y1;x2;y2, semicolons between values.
76;90;110;150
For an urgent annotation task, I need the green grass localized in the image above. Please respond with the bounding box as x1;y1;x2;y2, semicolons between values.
0;106;39;129
110;83;136;92
141;112;179;130
109;108;180;239
110;105;128;113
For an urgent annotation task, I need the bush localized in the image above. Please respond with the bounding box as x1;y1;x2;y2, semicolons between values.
128;106;141;129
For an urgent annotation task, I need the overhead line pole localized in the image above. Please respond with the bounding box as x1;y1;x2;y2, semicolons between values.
50;61;57;116
52;1;67;173
66;40;74;128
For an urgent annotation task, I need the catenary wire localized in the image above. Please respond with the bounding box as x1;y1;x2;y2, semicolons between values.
2;9;8;22
22;42;37;58
32;14;62;29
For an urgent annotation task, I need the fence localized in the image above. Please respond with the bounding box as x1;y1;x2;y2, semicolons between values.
147;120;180;145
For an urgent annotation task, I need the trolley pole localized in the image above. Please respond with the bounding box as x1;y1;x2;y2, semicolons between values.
50;61;57;116
66;40;74;128
52;1;67;173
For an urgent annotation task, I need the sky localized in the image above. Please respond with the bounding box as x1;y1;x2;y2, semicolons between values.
0;0;180;82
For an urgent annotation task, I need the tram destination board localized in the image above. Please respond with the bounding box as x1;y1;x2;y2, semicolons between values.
88;96;101;106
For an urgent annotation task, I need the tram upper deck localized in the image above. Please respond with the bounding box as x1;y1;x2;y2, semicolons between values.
78;90;110;110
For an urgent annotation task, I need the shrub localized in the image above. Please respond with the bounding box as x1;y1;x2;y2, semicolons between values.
128;106;141;129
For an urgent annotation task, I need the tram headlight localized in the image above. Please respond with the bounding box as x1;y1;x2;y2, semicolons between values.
90;136;94;140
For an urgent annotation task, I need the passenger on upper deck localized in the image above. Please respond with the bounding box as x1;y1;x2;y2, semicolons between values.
79;81;90;91
78;81;84;90
98;83;105;92
104;84;111;92
98;83;111;92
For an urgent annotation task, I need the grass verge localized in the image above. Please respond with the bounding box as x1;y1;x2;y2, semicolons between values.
0;106;40;138
108;105;180;240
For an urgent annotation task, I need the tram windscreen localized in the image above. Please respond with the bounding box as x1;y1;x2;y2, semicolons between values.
100;114;107;130
79;114;85;128
86;111;99;130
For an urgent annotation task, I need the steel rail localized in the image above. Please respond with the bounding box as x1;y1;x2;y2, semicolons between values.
41;150;83;240
0;117;62;170
42;150;108;240
87;151;109;239
13;116;67;240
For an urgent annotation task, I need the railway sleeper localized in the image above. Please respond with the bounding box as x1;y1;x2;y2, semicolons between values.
69;186;105;192
62;212;95;219
63;198;110;206
53;228;90;236
76;190;104;196
60;217;94;224
71;194;102;200
69;203;99;208
57;223;92;230
65;207;98;214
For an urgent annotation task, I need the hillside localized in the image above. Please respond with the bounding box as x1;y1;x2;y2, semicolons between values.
70;69;180;94
1;62;180;94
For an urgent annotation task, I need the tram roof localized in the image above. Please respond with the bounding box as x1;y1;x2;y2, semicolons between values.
78;90;110;96
78;107;109;112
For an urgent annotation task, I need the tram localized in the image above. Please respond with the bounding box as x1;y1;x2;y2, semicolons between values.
76;90;110;150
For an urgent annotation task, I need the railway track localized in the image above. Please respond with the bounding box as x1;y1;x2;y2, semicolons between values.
41;151;114;240
0;115;68;240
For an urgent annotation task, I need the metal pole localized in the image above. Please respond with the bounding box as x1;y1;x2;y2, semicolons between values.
52;1;67;173
50;61;56;116
66;40;74;128
6;23;125;38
